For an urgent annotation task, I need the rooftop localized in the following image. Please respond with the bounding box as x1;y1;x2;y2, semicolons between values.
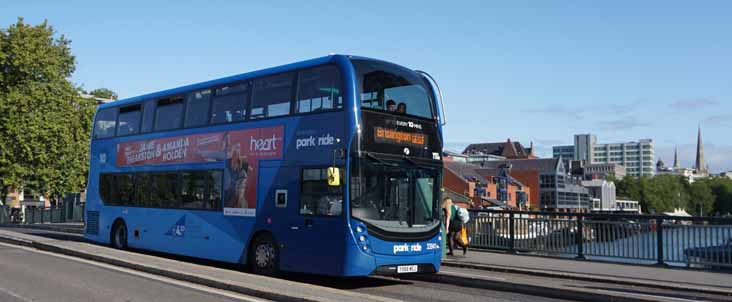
463;139;534;159
479;158;561;174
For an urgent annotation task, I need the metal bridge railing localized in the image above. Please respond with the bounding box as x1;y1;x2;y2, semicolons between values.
23;205;85;224
468;209;732;270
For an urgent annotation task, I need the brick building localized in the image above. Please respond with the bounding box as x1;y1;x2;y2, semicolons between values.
443;158;531;209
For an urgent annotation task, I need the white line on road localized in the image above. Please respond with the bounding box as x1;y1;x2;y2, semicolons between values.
0;286;33;302
0;242;271;302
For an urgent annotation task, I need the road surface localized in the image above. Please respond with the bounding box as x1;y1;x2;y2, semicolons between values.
0;227;577;302
0;242;269;302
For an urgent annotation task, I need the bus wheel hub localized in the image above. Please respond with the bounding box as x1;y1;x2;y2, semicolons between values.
255;243;274;267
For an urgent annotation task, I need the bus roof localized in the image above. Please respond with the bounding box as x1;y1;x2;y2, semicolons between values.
99;54;363;110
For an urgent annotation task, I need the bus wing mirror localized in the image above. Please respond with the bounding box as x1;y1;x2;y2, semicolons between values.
327;167;341;187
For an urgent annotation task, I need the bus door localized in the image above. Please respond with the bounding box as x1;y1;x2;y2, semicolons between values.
286;167;346;275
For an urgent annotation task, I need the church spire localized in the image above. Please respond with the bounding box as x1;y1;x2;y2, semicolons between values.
695;124;707;173
673;146;680;169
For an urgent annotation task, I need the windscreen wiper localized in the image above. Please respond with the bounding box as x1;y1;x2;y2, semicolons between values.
402;155;418;166
365;153;398;167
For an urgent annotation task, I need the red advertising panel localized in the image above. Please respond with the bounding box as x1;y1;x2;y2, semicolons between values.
116;126;284;217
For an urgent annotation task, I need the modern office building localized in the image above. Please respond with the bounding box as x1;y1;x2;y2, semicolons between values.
583;163;627;180
553;134;655;177
553;145;575;169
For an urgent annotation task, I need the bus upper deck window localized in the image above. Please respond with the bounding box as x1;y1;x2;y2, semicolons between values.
211;83;249;124
155;97;184;131
296;66;343;113
93;108;117;139
352;59;435;119
251;72;295;119
116;104;142;136
185;89;211;127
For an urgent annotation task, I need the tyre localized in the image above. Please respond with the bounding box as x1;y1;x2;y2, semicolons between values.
110;220;128;249
249;233;279;276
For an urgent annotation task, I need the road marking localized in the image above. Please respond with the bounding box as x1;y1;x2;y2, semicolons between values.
0;242;270;302
0;286;33;302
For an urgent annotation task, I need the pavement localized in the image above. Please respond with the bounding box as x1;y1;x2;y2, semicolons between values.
443;250;732;295
0;222;84;234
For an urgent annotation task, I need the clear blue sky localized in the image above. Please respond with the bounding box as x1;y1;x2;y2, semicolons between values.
3;1;731;171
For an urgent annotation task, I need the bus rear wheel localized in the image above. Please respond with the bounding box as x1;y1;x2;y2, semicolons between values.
249;233;279;276
111;220;128;249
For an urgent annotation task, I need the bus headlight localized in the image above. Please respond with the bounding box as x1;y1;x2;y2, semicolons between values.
359;235;367;242
362;245;369;251
356;226;364;233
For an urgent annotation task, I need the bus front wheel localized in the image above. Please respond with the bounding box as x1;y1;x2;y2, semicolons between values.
111;220;128;249
249;233;279;276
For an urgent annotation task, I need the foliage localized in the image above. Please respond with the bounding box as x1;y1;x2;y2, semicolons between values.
0;18;97;199
644;175;688;213
687;181;715;216
89;88;117;100
699;177;732;216
615;174;732;216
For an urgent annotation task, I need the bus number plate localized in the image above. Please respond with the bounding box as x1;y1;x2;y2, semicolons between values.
397;265;418;274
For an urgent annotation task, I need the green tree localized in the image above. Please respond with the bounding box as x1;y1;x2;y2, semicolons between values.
644;175;688;213
616;176;642;200
706;177;732;215
687;181;715;216
89;88;117;100
0;18;94;199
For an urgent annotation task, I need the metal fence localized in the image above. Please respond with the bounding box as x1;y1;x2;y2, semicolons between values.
23;205;84;224
468;209;732;270
0;207;9;224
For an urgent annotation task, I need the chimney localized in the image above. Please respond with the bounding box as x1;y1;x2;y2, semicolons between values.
530;141;535;156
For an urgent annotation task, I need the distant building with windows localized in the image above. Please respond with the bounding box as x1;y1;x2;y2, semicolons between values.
553;134;655;177
582;163;627;180
582;179;616;211
442;160;531;209
615;199;642;213
479;158;591;212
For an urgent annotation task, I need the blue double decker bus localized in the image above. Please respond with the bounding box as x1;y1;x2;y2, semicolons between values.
85;55;447;276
